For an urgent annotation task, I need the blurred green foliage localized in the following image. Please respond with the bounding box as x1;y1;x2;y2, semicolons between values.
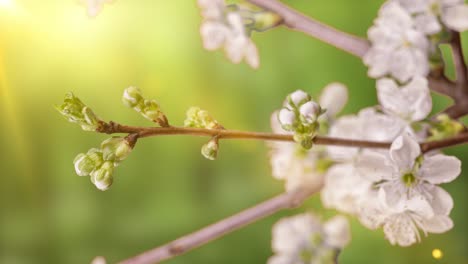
0;0;467;263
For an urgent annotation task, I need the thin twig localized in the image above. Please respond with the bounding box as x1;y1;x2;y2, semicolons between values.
247;0;370;57
118;186;321;264
451;32;468;89
97;121;468;153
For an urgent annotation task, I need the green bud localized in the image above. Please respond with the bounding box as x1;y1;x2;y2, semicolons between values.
251;11;282;32
101;137;133;162
74;153;95;176
294;132;315;150
201;138;219;160
429;114;465;141
73;148;104;176
56;92;100;131
90;161;114;191
140;99;163;122
184;107;220;129
122;86;143;108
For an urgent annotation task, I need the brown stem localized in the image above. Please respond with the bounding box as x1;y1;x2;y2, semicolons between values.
118;186;321;264
247;0;370;58
98;121;468;153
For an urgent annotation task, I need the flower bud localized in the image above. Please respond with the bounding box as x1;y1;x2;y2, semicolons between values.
288;90;310;107
201;138;219;160
278;108;296;130
74;154;94;176
101;137;133;162
91;256;107;264
184;106;220;129
56;92;100;131
300;101;321;124
122;86;143;108
140;99;163;122
90;161;114;191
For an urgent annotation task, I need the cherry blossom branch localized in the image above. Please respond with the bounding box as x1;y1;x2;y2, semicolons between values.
97;121;468;153
247;0;468;118
118;186;321;264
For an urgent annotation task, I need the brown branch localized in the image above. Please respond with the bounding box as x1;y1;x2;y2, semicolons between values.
451;32;468;89
97;121;468;153
247;0;370;58
118;186;321;264
422;132;468;152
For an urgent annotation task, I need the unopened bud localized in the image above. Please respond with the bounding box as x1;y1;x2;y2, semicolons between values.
101;137;133;162
90;161;114;191
288;90;310;107
300;101;321;124
56;92;100;131
201;138;219;160
73;148;104;176
184;106;220;129
122;86;143;108
278;108;296;130
140;99;163;122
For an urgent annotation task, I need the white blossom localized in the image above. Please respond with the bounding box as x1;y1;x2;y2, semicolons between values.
321;163;373;215
359;188;454;246
319;83;348;119
377;76;432;122
80;0;114;17
269;213;350;264
397;0;468;33
364;1;430;83
198;0;259;68
356;133;460;246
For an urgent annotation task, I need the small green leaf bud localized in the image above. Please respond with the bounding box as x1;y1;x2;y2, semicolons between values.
90;161;114;191
122;86;143;108
56;92;100;131
100;137;133;162
201;138;219;160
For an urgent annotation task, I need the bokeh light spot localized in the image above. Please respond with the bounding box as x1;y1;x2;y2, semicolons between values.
432;248;443;260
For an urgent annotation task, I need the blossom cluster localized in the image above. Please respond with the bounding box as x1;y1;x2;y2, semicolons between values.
364;0;468;83
197;0;260;68
74;137;133;191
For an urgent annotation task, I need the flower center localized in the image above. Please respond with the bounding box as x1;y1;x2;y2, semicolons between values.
402;172;416;187
429;2;441;15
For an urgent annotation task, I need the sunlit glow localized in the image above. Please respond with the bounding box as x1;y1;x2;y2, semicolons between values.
432;248;443;260
0;0;14;9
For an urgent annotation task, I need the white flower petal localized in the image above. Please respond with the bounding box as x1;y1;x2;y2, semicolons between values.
383;214;418;247
389;134;421;172
421;215;454;233
443;4;468;32
419;154;461;184
356;151;393;182
427;186;454;216
319;83;348;118
323;215;351;248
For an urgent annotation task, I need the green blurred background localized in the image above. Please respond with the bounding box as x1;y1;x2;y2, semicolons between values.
0;0;467;263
